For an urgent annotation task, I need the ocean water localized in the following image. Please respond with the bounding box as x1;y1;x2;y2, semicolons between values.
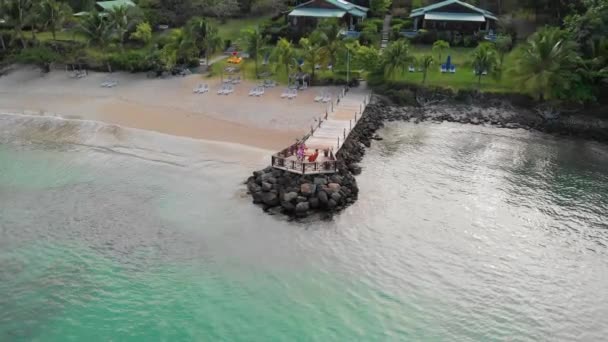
1;114;607;341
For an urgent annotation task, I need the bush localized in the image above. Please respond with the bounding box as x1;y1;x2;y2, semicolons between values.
16;47;60;72
366;18;384;33
130;22;152;45
107;50;152;72
463;35;473;47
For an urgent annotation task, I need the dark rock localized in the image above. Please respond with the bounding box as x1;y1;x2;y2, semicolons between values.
295;202;309;214
281;201;295;212
266;177;277;184
253;170;264;178
247;182;261;193
328;199;337;208
314;177;328;186
252;191;263;204
330;175;344;184
349;164;362;175
317;191;329;205
261;173;274;182
296;196;308;203
300;183;316;196
309;197;320;209
331;192;342;203
262;192;279;206
283;192;298;203
261;182;272;192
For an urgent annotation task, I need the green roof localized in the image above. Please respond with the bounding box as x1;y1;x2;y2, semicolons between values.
293;0;369;17
425;12;485;22
96;0;135;11
411;0;497;21
289;8;347;18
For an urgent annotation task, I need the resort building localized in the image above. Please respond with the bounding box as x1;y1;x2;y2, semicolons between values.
287;0;370;31
95;0;136;13
410;0;498;32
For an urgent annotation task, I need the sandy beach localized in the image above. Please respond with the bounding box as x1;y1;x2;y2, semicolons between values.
0;66;340;150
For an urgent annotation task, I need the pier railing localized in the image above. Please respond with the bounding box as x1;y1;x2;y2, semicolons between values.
271;86;371;175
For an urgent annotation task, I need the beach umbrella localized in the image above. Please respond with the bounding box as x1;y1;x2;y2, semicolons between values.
446;55;452;69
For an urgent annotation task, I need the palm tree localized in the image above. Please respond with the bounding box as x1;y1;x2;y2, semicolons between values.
432;40;449;64
78;11;111;47
471;42;499;89
317;20;343;72
509;27;579;100
241;28;267;77
274;37;296;80
37;0;72;40
299;32;323;84
164;28;196;64
186;18;222;66
495;35;512;66
420;55;434;84
107;4;135;50
1;0;31;48
381;39;414;80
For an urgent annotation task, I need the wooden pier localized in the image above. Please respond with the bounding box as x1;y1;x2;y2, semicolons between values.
271;86;371;175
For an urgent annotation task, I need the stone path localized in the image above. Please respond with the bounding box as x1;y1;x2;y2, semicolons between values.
381;14;392;50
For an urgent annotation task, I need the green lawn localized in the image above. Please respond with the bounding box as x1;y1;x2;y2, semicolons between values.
211;15;272;42
26;30;87;43
392;44;518;93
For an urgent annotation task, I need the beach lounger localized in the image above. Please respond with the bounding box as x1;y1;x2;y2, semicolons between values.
232;76;241;84
440;64;447;73
280;88;290;98
255;87;265;97
217;85;226;95
322;95;331;103
202;84;209;93
408;66;415;73
449;65;456;73
193;83;204;93
288;89;297;100
249;87;258;96
314;92;324;102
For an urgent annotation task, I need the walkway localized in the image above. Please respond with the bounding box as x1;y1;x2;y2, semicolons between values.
271;85;371;175
381;14;392;50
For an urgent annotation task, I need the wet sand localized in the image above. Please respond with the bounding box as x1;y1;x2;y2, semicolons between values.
0;67;339;150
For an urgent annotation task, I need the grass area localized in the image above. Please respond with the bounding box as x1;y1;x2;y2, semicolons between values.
211;15;272;42
392;44;518;93
26;30;87;43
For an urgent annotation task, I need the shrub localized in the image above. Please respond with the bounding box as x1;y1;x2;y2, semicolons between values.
463;35;473;47
366;18;384;33
107;50;152;72
130;22;152;45
16;47;60;72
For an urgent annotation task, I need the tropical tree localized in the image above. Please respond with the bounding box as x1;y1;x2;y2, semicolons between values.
299;32;323;83
164;28;196;63
242;28;268;77
78;11;111;47
432;40;449;64
471;42;499;88
186;17;222;64
274;37;296;79
317;19;343;72
509;27;580;100
495;35;512;66
130;21;152;45
37;0;73;40
419;55;434;84
381;39;414;80
1;0;31;48
107;4;139;49
353;45;382;75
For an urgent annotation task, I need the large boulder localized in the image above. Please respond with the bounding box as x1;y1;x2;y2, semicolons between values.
283;192;298;203
252;191;263;204
327;183;341;193
247;182;261;193
317;191;329;206
295;202;310;214
262;192;279;206
261;172;275;182
300;183;316;197
331;192;342;203
309;197;320;209
281;201;295;212
327;199;337;208
296;196;308;203
314;177;328;186
261;182;273;192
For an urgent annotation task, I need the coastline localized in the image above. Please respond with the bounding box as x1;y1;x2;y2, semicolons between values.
0;67;340;151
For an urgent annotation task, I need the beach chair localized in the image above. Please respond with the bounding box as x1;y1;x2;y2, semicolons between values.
280;88;290;98
202;84;209;93
440;64;447;73
101;80;112;87
225;85;234;95
408;65;415;73
449;65;456;74
327;64;333;71
288;88;298;100
232;76;241;84
193;83;204;93
255;87;265;97
314;91;324;102
322;94;331;103
217;85;226;95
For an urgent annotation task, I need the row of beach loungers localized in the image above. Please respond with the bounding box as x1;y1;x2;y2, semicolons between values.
69;70;88;79
408;65;457;73
280;88;298;100
217;84;235;95
193;84;209;93
314;90;332;103
249;86;265;97
224;76;241;84
100;80;118;88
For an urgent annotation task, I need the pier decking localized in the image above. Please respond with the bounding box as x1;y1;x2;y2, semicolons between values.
271;86;371;175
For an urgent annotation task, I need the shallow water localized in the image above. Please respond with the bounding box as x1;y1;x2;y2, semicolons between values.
1;115;607;341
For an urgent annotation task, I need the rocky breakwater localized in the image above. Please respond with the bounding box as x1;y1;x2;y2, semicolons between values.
246;167;359;218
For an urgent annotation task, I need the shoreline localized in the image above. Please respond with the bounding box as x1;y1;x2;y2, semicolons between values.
0;67;341;151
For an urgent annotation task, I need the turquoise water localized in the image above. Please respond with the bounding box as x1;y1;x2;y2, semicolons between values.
1;114;608;341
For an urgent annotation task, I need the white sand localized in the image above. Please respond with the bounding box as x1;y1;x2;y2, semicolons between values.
0;66;341;150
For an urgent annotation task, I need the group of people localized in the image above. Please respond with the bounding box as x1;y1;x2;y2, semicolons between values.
290;144;333;163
